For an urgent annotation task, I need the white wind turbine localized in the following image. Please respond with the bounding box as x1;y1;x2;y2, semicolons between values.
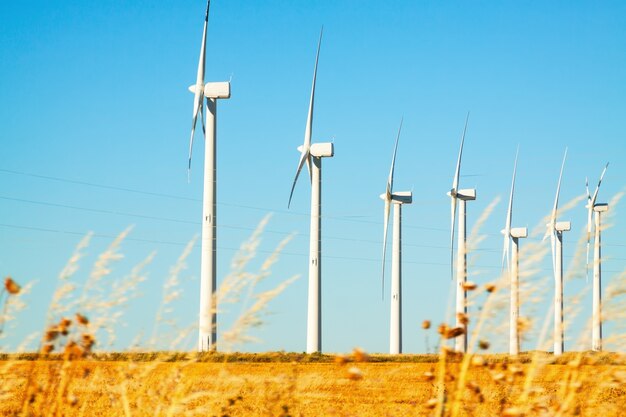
545;149;570;356
380;119;412;354
586;163;609;352
501;148;527;355
287;28;334;354
447;113;476;353
187;0;231;352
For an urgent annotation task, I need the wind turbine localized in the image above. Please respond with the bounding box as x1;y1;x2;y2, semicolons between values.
501;148;527;355
545;149;570;356
287;28;334;354
586;163;609;352
447;113;475;353
380;119;412;354
188;0;231;352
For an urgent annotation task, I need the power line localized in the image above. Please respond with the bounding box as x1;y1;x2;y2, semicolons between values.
1;222;624;273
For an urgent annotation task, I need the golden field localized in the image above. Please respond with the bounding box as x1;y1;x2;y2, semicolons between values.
2;352;626;417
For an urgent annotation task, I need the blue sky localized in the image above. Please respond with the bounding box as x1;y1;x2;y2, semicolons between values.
1;0;625;353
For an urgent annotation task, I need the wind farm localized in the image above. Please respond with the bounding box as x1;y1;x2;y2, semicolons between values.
1;1;626;415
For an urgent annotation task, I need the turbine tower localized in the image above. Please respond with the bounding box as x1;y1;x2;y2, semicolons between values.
380;119;412;354
447;113;475;353
545;149;570;356
586;163;609;352
187;0;231;352
501;148;527;355
288;29;334;354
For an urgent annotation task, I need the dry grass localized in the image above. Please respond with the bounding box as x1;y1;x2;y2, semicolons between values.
2;191;626;416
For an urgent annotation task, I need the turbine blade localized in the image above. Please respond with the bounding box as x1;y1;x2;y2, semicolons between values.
303;28;323;155
450;196;457;280
452;112;469;193
551;231;557;278
200;101;206;136
587;162;608;282
387;117;403;196
306;153;312;183
591;162;609;206
288;148;310;208
586;176;592;281
195;2;209;89
502;146;519;272
551;148;568;227
586;204;593;282
382;198;391;300
188;99;203;178
188;1;210;179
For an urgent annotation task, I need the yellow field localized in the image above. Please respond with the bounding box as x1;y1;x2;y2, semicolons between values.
3;354;626;416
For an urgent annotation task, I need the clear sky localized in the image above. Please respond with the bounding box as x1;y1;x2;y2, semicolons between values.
1;0;625;354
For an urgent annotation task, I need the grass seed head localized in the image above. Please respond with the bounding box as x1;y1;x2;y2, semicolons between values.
4;276;20;295
422;320;431;330
485;283;496;293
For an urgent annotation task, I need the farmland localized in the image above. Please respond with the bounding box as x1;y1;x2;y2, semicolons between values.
2;352;626;416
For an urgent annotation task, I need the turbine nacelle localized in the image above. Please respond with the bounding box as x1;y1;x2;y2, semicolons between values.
501;227;528;239
555;221;571;232
297;142;334;158
593;203;609;213
379;191;412;205
448;188;476;201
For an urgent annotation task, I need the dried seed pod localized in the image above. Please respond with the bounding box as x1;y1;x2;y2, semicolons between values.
509;365;524;376
517;317;531;333
4;277;21;295
422;320;431;330
63;341;84;361
437;324;449;336
81;333;96;351
485;283;496;293
444;326;465;339
478;340;490;350
44;327;60;342
457;313;469;326
41;344;54;354
467;381;481;394
75;313;89;326
462;281;477;291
